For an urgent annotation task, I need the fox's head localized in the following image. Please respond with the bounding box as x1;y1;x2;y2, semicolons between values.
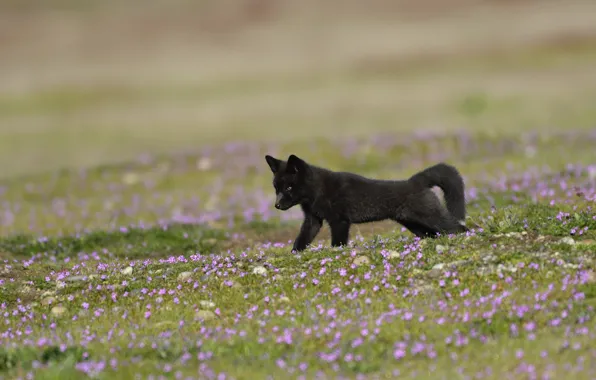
264;154;312;211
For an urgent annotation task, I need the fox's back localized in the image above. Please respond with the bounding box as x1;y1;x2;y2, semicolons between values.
314;168;413;223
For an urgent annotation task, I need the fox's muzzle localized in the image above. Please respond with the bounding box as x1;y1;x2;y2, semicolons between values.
275;192;283;209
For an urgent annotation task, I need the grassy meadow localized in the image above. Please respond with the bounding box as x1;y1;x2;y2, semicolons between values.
2;1;596;379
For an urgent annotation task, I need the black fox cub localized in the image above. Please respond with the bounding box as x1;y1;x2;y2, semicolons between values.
265;154;468;252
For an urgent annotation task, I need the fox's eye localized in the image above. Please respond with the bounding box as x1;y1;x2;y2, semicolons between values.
286;186;292;192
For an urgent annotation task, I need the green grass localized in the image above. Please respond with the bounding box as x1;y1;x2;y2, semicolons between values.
0;224;226;260
1;127;596;379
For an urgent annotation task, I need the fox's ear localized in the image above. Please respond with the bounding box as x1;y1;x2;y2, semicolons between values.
286;154;307;174
265;155;282;173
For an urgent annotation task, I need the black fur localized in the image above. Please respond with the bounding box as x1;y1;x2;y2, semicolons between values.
265;154;468;252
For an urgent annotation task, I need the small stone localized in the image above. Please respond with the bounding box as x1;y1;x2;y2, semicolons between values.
426;263;446;279
224;280;243;290
121;266;133;276
476;266;495;276
65;275;87;283
577;239;596;246
20;285;34;295
450;259;470;268
505;232;522;238
582;271;596;283
88;274;98;281
104;200;114;211
525;146;537;158
252;266;268;276
122;172;140;185
278;296;291;304
42;297;57;306
536;235;546;242
435;245;447;254
199;300;216;309
559;237;575;246
197;157;212;171
177;272;193;281
352;255;371;267
387;250;400;260
426;269;442;279
41;290;56;298
156;162;170;173
51;306;67;317
413;283;435;295
195;310;216;321
495;264;517;273
432;263;445;271
154;321;177;329
205;197;219;212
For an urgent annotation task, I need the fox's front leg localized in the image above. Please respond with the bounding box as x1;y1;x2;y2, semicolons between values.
292;213;323;252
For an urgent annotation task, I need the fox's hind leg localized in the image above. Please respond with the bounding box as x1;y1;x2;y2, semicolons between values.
400;213;467;238
396;216;465;239
396;191;468;238
431;214;468;236
329;220;351;247
399;221;437;239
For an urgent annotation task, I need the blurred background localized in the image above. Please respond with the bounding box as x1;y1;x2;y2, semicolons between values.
1;0;596;179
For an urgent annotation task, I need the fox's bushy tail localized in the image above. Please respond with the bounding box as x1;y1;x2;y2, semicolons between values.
408;163;466;221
